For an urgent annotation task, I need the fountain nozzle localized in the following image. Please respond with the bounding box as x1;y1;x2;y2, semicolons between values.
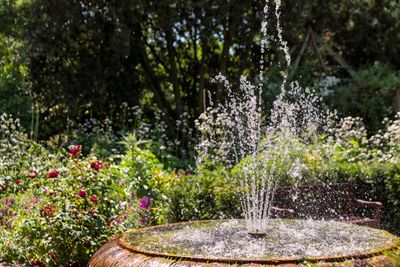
248;230;266;238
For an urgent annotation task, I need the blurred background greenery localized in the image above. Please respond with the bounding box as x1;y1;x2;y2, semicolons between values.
1;0;399;159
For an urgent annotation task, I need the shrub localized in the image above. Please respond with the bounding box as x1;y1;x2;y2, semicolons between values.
0;125;142;265
167;167;241;222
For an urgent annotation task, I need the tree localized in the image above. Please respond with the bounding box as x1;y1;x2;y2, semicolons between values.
25;0;142;135
0;0;31;126
19;0;400;150
24;0;268;148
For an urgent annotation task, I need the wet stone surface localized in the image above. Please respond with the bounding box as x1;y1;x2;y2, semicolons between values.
121;219;400;259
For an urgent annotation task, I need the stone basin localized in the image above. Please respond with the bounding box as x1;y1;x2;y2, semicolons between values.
89;219;400;266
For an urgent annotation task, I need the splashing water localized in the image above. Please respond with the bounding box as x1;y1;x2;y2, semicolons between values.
196;0;330;234
122;220;400;259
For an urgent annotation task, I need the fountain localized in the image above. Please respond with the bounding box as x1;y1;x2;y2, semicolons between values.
89;1;400;266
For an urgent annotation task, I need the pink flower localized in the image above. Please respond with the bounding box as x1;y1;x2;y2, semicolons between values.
2;198;11;207
89;195;99;203
139;196;152;210
90;161;103;171
68;144;82;158
77;189;87;198
28;169;38;178
24;205;30;213
115;217;123;224
139;216;149;225
47;170;59;178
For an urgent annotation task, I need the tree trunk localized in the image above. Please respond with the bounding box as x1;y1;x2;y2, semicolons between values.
135;24;178;139
165;29;183;117
216;4;237;104
395;87;400;111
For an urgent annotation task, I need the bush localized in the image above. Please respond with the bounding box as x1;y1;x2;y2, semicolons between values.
0;145;142;266
0;120;146;266
167;167;241;222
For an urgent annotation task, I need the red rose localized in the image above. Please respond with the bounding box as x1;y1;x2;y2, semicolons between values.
89;195;99;203
47;170;59;178
15;180;21;185
30;260;47;267
50;251;58;261
83;241;91;249
41;204;55;217
77;189;87;198
68;144;82;158
88;209;96;216
90;161;103;171
28;169;38;178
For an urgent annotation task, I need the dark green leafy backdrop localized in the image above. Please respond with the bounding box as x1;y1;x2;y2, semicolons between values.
1;0;400;151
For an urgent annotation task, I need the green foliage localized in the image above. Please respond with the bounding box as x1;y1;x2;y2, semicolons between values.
24;0;141;137
167;167;241;222
325;63;400;132
0;34;31;127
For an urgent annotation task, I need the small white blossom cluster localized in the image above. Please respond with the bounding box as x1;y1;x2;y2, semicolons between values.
0;113;23;140
77;117;114;137
319;76;340;97
117;104;195;154
328;116;369;162
67;101;195;156
333;117;368;147
0;113;28;178
328;113;400;163
369;112;400;162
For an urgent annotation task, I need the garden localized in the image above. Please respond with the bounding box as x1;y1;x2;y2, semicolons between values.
1;1;400;266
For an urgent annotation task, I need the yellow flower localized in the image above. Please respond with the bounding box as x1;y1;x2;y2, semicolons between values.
304;153;323;166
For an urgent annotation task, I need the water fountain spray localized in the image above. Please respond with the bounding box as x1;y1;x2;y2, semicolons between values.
196;0;326;236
